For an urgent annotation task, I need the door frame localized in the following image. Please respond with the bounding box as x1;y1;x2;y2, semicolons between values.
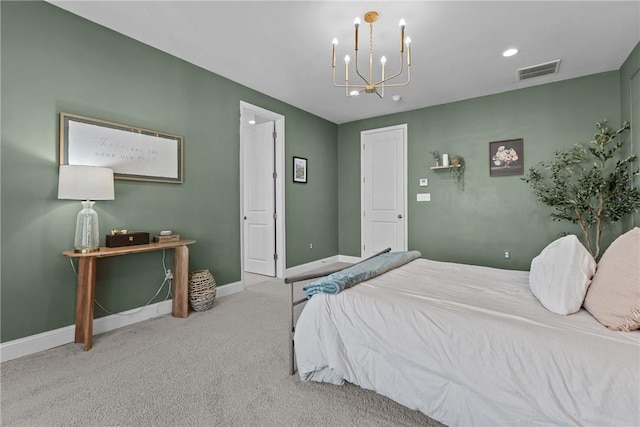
360;124;408;257
240;101;286;279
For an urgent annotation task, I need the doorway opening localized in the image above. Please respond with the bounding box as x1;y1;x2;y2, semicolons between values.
240;101;286;283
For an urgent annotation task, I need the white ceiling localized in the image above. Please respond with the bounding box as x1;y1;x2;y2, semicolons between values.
48;1;640;124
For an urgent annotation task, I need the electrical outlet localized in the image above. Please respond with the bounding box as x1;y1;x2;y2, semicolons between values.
309;243;313;249
504;250;511;259
166;269;173;279
419;178;429;187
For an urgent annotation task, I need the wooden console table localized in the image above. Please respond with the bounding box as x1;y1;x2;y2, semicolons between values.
63;239;196;351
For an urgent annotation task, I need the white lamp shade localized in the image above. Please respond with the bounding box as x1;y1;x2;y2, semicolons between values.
58;165;115;200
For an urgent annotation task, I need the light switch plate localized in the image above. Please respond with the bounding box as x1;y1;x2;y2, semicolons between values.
417;193;431;202
419;178;428;187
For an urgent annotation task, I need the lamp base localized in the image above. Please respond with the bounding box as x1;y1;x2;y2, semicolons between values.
74;247;101;254
74;200;101;254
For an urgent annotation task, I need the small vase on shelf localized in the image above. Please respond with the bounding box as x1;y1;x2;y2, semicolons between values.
429;151;440;168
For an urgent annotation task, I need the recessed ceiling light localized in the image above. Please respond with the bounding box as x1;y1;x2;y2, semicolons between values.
502;48;518;57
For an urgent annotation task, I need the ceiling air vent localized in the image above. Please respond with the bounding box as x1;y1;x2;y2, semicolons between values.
517;59;561;81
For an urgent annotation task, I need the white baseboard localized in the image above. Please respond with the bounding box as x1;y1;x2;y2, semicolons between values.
0;300;169;363
93;300;173;336
338;254;362;264
216;280;243;298
0;281;245;363
1;260;354;363
0;324;76;364
284;255;341;278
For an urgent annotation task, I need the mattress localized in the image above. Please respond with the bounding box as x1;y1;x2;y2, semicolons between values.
294;258;639;426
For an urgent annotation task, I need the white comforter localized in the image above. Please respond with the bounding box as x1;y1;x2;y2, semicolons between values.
294;258;639;426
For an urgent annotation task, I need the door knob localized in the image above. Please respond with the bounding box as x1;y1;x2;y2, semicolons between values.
244;216;247;220
398;214;403;219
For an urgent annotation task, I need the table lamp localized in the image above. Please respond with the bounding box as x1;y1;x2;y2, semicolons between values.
58;165;115;253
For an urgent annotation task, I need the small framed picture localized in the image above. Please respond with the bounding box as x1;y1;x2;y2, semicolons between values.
293;156;308;183
489;138;524;177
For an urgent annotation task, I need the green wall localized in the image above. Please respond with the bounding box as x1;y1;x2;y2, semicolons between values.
1;1;636;345
620;42;640;227
338;72;624;270
621;42;640;125
0;1;338;342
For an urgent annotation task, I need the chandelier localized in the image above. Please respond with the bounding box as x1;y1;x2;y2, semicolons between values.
332;11;412;98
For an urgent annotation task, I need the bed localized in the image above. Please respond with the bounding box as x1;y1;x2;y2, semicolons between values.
286;232;640;426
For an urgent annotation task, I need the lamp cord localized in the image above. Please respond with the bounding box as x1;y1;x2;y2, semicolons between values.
67;250;173;317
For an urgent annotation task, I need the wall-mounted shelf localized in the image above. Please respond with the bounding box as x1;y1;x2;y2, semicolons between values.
430;165;461;170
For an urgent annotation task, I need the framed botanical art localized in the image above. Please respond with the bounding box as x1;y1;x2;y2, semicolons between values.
293;156;307;183
489;138;524;177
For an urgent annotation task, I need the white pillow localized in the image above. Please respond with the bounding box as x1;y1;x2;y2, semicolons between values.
529;235;596;315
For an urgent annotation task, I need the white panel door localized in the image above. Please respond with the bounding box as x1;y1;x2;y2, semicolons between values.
243;121;276;276
361;125;407;258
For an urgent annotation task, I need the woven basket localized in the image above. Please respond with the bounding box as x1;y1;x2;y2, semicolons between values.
188;269;216;312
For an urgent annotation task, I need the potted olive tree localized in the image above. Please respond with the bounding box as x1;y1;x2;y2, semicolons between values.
523;120;640;260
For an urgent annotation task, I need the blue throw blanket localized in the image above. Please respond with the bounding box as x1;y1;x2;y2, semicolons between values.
303;250;422;298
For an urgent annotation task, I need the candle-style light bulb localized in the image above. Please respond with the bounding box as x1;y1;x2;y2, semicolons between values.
344;54;350;84
405;37;412;66
332;38;338;67
380;56;386;95
399;19;406;52
354;17;360;51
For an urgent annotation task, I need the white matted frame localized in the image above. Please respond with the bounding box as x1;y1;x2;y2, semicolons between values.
60;113;184;183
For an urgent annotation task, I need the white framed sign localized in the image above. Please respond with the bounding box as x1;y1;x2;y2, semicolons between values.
60;113;183;183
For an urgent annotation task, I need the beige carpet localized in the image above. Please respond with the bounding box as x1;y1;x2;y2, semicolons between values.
1;271;444;426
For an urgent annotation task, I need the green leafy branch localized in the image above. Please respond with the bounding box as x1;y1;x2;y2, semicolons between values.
523;120;639;260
